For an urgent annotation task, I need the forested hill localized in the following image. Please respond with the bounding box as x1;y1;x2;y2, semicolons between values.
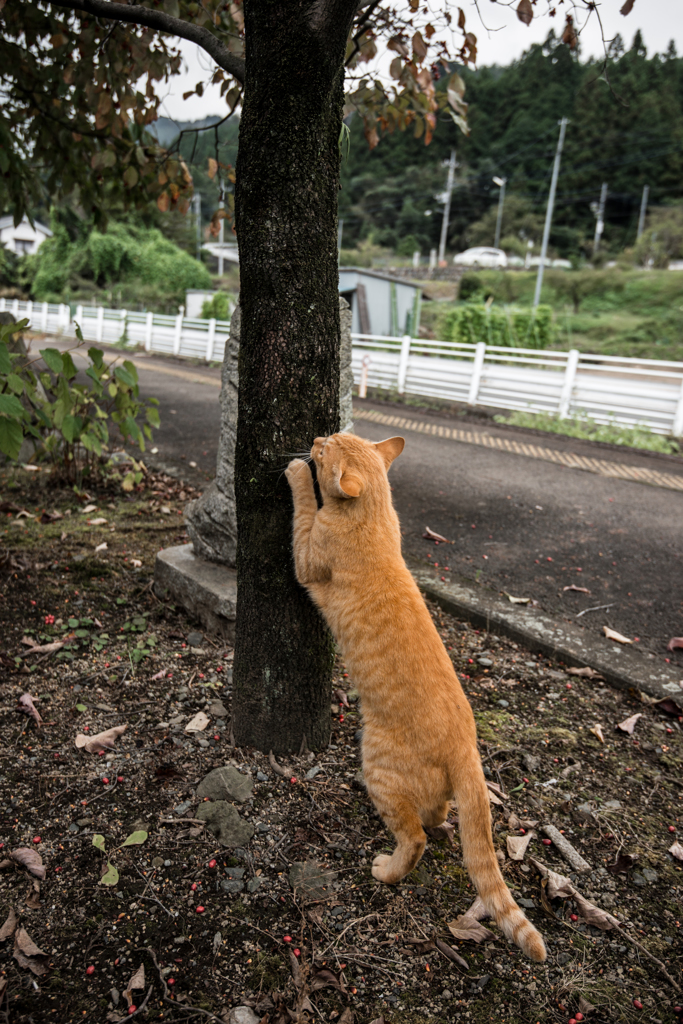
338;30;683;259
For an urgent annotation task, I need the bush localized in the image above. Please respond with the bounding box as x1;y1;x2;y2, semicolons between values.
494;408;680;456
0;319;159;486
440;303;555;349
546;268;624;313
200;292;233;320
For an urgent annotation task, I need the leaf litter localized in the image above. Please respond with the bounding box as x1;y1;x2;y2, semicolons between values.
0;467;682;1022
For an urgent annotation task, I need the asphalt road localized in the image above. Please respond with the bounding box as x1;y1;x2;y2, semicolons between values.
42;343;683;669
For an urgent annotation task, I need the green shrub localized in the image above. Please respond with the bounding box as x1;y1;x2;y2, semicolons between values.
200;292;233;320
440;303;555;349
494;408;680;455
0;319;159;486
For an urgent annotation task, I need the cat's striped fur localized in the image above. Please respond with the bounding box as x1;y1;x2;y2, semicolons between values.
285;433;546;962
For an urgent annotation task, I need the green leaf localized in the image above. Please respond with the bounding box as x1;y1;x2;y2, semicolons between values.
61;415;80;444
75;703;87;712
123;165;139;188
0;393;25;418
40;348;64;374
88;347;104;367
108;383;118;398
146;407;160;428
0;418;23;459
92;834;106;851
0;341;11;374
121;830;148;847
6;373;25;395
100;862;119;886
122;360;138;385
114;366;135;388
61;352;77;380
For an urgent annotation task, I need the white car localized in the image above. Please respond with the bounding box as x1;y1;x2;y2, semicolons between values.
453;247;508;269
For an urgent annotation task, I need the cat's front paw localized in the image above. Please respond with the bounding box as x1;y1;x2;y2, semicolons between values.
285;458;308;488
371;853;399;884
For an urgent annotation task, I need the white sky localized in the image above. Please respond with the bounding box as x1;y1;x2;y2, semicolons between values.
159;0;682;121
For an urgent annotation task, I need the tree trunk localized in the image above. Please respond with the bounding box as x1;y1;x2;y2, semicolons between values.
232;0;356;753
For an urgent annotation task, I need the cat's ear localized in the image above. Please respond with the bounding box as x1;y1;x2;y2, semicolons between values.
374;436;405;467
337;468;363;498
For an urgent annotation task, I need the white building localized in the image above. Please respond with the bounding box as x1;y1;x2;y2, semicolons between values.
0;215;53;256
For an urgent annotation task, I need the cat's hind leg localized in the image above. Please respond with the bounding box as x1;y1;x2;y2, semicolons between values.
369;794;426;884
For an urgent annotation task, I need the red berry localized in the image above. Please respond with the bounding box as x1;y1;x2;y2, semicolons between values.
81;800;87;806
86;965;95;975
283;935;292;943
575;1015;584;1022
566;683;571;689
128;1007;136;1015
208;859;217;869
542;838;552;845
674;1007;682;1015
191;883;198;891
569;1019;577;1024
293;948;301;957
570;914;578;922
519;828;526;835
103;777;109;784
633;999;643;1010
196;905;205;913
669;825;676;833
213;734;220;741
33;836;41;844
117;776;124;783
290;777;297;784
168;978;175;986
98;750;105;757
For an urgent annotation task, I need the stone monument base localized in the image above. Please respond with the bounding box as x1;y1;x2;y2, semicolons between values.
154;544;237;640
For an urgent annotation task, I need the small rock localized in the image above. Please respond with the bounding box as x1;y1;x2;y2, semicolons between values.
256;771;269;782
518;898;535;909
523;753;540;772
247;877;263;893
497;699;510;708
227;1008;260;1024
196;801;255;848
476;975;490;991
174;800;192;815
257;822;270;833
557;953;570;965
642;868;658;882
164;859;172;867
152;857;164;868
602;893;617;907
305;765;322;780
632;872;647;886
68;823;79;833
187;631;203;648
221;879;245;894
111;988;120;1007
354;729;363;744
208;700;229;718
197;738;210;748
478;658;493;667
441;989;453;1000
603;800;621;810
197;766;254;804
73;685;82;693
226;867;245;879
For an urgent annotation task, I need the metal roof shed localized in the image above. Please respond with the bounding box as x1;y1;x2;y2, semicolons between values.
338;267;421;337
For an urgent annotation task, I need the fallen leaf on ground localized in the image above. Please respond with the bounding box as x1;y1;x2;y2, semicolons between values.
560;762;581;778
567;666;603;679
75;724;127;752
185;712;209;733
338;1010;354;1024
40;510;63;523
333;688;349;707
288;859;338;899
21;639;65;657
589;724;605;744
95;541;108;553
654;697;683;717
447;896;495;944
425;820;456;845
423;526;451;543
11;847;46;880
129;558;142;567
608;852;636;874
579;994;597;1014
507;813;520;830
87;517;107;526
628;686;661;704
310;967;346;993
666;637;683;652
18;693;43;727
669;840;683;862
124;964;145;1008
616;712;642;735
503;592;531;604
434;936;468;969
0;907;17;940
81;504;98;514
25;880;41;909
530;858;574;899
603;626;632;644
485;780;509;800
563;585;591;594
573;891;619;930
14;926;49;975
507;831;535;861
150;669;166;681
160;505;171;515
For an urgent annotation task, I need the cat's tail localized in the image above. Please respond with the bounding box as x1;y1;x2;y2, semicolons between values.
453;764;547;963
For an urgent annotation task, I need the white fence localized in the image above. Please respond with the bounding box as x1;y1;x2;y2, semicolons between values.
3;297;683;437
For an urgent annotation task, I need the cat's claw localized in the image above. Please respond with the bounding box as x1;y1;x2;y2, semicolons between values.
371;853;399;884
285;458;307;484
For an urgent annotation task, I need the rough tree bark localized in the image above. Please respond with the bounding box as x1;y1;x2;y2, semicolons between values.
232;0;357;753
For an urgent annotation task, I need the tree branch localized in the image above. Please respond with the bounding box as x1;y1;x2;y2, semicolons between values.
46;0;245;84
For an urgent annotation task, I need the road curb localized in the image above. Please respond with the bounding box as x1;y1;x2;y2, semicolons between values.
413;571;683;702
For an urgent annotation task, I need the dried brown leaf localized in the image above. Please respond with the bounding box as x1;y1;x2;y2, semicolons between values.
603;626;632;644
485;780;509;801
14;926;48;975
666;636;683;652
338;1010;354;1024
573;891;618;931
310;967;345;993
579;994;597;1014
185;712;209;733
608;852;636;874
25;881;41;909
506;831;535;861
563;585;591;594
434;936;468;969
516;0;533;25
333;688;349;707
425;820;456;846
423;526;451;543
620;0;635;13
18;693;42;727
655;697;683;717
10;848;45;880
530;857;574;899
74;724;127;753
0;907;17;940
668;840;683;862
616;712;642;735
567;666;603;679
124;964;145;1007
447;896;495;944
21;639;65;656
589;724;605;744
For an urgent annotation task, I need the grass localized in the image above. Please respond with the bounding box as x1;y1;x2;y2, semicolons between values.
493;409;681;455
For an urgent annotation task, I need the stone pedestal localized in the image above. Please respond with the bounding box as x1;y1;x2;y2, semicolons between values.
155;544;237;639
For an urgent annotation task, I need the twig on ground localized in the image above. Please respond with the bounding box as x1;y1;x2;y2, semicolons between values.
320;913;379;955
128;984;153;1018
269;750;289;778
541;824;591;873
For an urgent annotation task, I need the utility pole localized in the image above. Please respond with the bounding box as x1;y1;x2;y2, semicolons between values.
438;149;457;264
636;184;649;241
218;179;224;277
194;192;202;262
533;117;568;308
593;182;608;254
493;176;507;250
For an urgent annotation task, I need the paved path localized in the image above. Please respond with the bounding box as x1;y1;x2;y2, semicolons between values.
37;341;683;667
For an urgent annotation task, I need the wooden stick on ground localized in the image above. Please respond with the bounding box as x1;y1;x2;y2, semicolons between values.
541;824;591;873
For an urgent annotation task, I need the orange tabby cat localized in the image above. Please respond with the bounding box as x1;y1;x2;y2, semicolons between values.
285;433;546;962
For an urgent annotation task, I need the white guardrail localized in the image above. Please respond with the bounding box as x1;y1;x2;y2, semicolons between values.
3;297;683;437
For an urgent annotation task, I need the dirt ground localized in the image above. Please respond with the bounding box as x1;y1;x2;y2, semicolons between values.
1;465;682;1024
